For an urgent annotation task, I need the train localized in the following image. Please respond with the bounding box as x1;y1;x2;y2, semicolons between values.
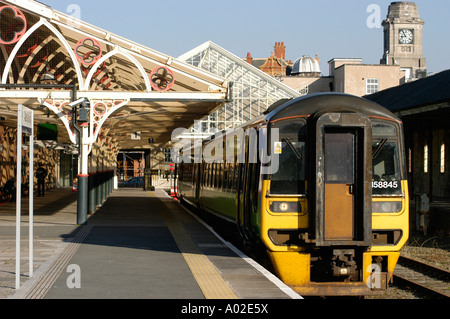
175;93;409;296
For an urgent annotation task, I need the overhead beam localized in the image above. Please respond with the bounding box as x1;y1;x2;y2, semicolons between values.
0;90;227;103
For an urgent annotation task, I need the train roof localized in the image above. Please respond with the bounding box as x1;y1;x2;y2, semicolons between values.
265;93;402;124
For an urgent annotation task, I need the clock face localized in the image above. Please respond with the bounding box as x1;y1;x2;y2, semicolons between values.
399;29;414;44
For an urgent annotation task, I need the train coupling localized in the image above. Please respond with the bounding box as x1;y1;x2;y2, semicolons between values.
331;249;359;281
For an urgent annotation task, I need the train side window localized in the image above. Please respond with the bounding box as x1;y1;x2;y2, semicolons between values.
213;162;217;187
210;162;214;187
179;164;183;182
210;163;214;187
223;163;227;188
212;162;216;188
201;163;205;186
227;163;233;190
220;162;224;188
233;161;239;190
210;163;213;187
217;162;222;188
223;163;228;189
209;163;213;187
207;163;212;187
216;162;220;188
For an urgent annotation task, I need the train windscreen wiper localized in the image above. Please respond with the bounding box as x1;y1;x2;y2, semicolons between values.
372;138;388;159
282;138;303;160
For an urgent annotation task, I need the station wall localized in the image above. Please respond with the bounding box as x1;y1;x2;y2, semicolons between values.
0;124;58;192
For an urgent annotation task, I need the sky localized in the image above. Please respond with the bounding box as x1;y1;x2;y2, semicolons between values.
40;0;450;76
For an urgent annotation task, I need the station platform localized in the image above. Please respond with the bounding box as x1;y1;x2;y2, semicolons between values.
0;188;301;300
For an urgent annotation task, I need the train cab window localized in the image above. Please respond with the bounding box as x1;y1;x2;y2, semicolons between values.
270;121;306;195
372;122;402;195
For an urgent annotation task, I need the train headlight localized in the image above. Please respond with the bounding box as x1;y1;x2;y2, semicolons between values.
372;201;403;213
270;201;301;213
279;202;289;211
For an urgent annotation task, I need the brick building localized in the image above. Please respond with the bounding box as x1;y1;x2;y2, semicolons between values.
245;42;292;77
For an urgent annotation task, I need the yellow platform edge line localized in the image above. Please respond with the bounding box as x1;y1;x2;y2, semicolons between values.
147;192;238;299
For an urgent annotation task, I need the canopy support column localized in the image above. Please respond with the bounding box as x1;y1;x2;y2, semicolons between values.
77;121;90;225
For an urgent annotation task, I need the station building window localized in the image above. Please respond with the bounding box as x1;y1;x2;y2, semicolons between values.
366;78;379;94
164;148;172;163
424;144;429;173
408;148;412;173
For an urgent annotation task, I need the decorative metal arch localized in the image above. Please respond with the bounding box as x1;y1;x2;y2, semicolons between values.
0;15;143;147
1;17;85;88
83;47;152;92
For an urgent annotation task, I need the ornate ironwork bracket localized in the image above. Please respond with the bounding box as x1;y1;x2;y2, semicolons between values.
39;98;77;144
89;99;129;149
38;97;130;149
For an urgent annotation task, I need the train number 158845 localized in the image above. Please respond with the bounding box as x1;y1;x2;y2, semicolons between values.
372;180;399;189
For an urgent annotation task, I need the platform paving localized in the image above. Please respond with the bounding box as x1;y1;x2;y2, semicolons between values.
0;188;300;299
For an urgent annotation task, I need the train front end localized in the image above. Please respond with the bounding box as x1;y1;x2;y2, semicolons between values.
260;94;409;296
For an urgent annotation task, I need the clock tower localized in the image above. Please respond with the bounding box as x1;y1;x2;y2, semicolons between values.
380;2;427;81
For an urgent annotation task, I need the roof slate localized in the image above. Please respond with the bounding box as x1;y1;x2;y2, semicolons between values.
365;69;450;112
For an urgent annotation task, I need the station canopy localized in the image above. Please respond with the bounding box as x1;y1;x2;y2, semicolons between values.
0;0;228;152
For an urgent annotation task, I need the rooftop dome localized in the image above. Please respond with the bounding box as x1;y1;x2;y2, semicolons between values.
291;55;321;76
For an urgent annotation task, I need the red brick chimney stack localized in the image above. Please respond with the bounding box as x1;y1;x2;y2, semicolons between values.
274;42;286;60
246;52;253;64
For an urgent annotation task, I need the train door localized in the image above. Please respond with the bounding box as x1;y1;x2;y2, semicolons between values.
236;130;248;240
315;113;372;247
243;129;259;239
237;128;258;241
324;129;357;240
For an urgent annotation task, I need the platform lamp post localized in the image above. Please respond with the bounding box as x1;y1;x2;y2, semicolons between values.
71;98;90;225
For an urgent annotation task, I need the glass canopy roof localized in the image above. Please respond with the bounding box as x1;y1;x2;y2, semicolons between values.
179;41;301;136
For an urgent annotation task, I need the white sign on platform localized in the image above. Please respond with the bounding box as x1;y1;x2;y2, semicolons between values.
131;132;141;140
16;104;34;290
22;106;33;135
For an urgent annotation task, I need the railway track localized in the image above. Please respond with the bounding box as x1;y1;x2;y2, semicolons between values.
393;256;450;299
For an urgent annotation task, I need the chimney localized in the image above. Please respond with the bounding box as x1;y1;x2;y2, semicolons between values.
246;52;253;65
274;42;286;60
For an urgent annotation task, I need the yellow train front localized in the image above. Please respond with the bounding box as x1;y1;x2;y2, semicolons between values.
178;93;409;297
